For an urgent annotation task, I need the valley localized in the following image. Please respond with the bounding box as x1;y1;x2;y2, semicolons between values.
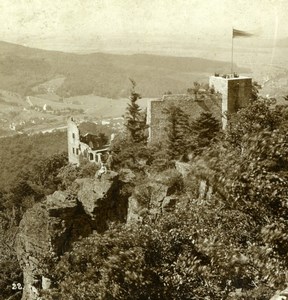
0;40;288;137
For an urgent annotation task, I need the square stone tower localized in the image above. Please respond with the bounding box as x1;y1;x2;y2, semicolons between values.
209;74;252;128
67;117;81;165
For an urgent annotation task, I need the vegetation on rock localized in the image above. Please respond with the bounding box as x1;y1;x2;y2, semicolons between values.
38;95;288;300
2;83;288;300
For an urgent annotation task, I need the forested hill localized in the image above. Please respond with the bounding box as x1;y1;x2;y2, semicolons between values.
0;131;67;191
0;40;249;98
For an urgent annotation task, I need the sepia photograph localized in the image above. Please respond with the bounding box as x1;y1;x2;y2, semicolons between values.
0;0;288;299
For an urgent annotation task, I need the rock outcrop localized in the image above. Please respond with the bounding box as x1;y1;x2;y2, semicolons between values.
270;288;288;300
77;171;128;232
16;171;131;300
127;171;181;223
16;191;93;300
16;168;184;299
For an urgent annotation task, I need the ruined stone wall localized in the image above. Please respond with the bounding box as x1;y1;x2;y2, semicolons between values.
147;94;222;144
67;118;108;165
67;117;80;165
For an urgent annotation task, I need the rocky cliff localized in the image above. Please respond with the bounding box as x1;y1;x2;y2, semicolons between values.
15;167;186;300
16;171;130;300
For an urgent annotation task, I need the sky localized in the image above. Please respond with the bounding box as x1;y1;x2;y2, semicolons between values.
0;0;287;53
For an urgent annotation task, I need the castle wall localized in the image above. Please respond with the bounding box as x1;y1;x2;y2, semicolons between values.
148;94;222;144
67;117;110;166
228;78;252;111
67;117;81;165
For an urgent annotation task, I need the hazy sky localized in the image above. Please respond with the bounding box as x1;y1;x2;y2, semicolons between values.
1;0;287;52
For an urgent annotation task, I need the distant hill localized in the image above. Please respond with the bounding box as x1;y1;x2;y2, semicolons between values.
0;41;249;98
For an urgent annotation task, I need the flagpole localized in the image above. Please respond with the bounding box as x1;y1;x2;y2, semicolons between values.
231;28;234;74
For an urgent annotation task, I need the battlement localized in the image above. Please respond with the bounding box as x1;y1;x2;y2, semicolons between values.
212;73;251;80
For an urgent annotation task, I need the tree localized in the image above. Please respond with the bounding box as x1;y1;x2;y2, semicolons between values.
124;79;147;143
190;112;221;154
163;104;190;160
188;81;200;100
251;81;262;102
226;98;285;151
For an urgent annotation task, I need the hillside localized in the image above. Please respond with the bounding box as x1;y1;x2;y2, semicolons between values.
0;41;249;98
0;131;67;190
2;99;288;300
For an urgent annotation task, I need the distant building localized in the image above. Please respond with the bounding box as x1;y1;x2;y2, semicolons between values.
67;117;112;166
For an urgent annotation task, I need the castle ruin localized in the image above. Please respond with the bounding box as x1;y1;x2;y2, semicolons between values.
67;117;112;166
67;74;252;161
147;74;252;143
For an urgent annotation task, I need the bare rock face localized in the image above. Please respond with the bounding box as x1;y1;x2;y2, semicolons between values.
175;161;192;177
16;171;131;299
270;288;288;300
77;171;128;231
77;171;118;218
118;168;136;183
127;172;181;223
16;191;93;300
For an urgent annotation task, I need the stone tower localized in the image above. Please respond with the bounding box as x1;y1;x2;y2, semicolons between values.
209;74;252;128
67;117;81;165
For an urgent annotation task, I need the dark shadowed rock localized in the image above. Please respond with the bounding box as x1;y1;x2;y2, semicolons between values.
127;171;182;223
162;196;178;212
77;171;128;231
15;170;137;299
16;191;93;300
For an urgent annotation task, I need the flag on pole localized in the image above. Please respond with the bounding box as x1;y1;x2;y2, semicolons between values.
233;28;255;38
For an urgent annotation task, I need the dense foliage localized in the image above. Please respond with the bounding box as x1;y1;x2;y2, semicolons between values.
163;106;221;159
190;112;221;154
0;131;67;190
0;131;70;300
163;104;191;159
40;97;288;300
2;85;288;300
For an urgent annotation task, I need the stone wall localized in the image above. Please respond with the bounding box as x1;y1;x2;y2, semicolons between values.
67;117;109;165
147;93;222;144
67;117;80;165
